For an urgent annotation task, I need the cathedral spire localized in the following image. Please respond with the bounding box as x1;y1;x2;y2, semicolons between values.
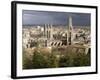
68;16;73;31
68;16;73;45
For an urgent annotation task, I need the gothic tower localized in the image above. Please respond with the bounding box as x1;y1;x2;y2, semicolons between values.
50;24;53;40
68;16;73;45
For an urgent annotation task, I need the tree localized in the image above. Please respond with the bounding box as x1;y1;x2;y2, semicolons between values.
23;49;33;69
59;56;69;67
73;53;91;66
47;54;59;68
32;50;48;68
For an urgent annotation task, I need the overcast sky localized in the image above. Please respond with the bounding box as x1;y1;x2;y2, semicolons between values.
22;10;91;26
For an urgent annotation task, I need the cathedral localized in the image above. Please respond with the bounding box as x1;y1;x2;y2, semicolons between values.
43;16;74;47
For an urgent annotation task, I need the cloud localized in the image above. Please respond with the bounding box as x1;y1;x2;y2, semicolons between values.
22;10;90;26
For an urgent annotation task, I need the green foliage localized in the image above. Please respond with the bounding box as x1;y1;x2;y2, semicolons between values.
23;56;33;69
32;50;48;68
59;55;70;67
47;54;59;68
73;53;91;66
23;50;33;69
32;50;59;68
23;47;91;69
